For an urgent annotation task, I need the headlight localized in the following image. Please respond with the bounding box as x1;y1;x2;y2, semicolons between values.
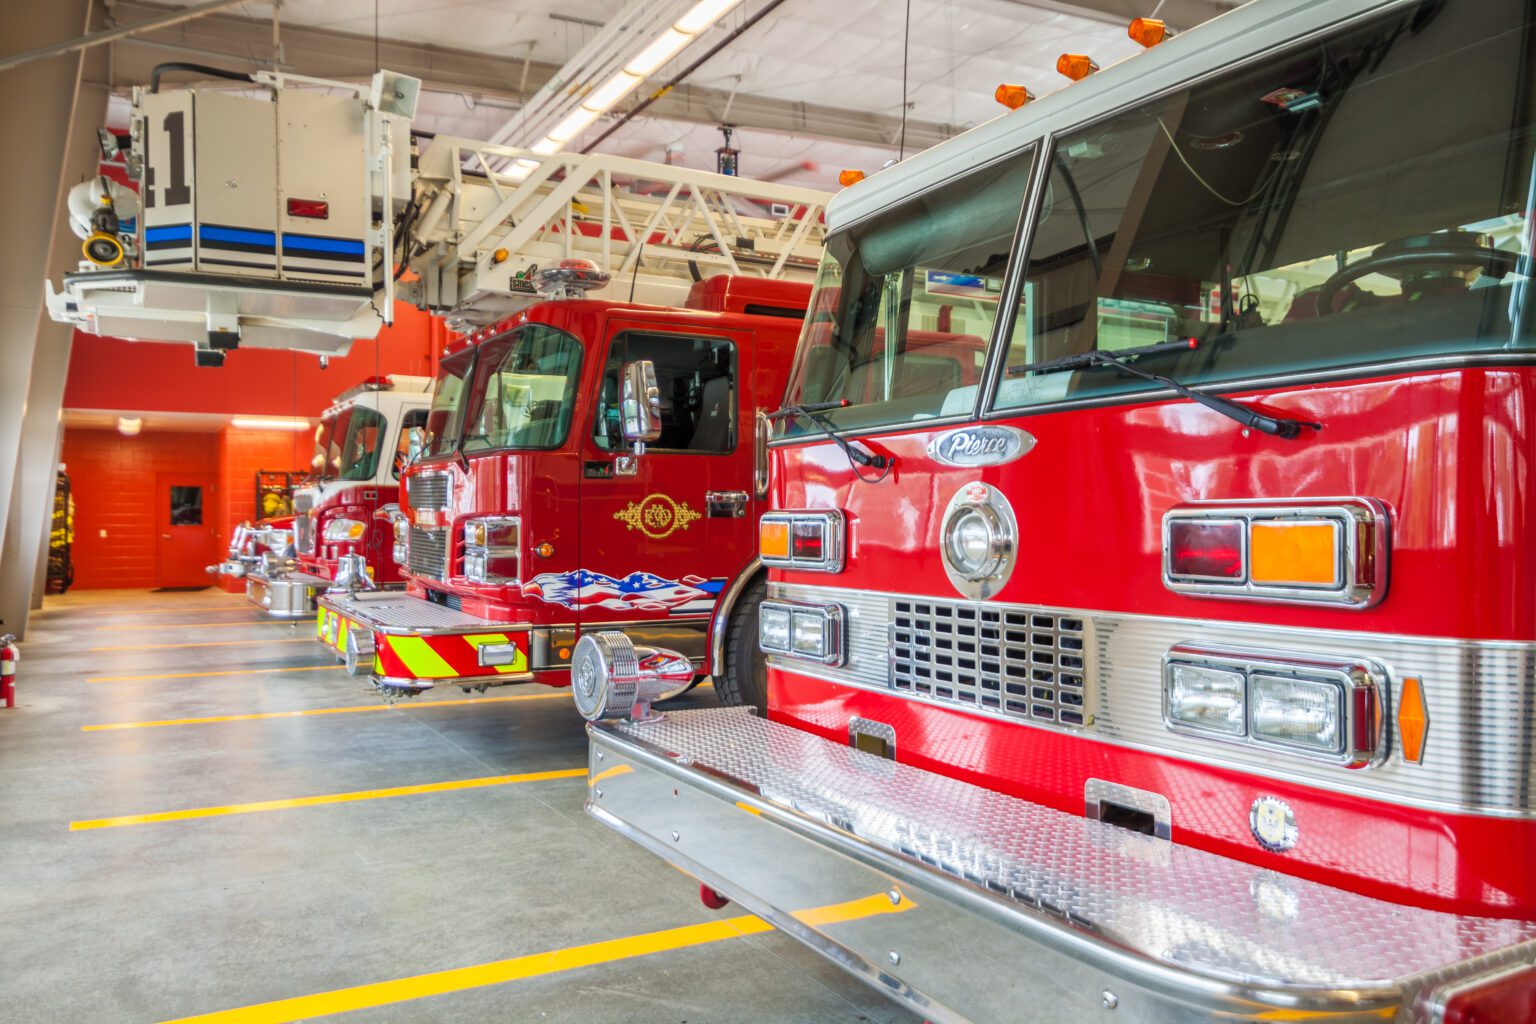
759;604;791;652
322;518;366;542
1165;662;1246;736
758;599;843;666
1250;674;1342;754
461;516;519;583
1163;646;1381;767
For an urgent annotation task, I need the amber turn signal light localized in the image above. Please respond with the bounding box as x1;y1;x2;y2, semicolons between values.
1056;53;1098;81
1397;676;1428;764
838;169;866;187
994;84;1033;110
759;520;790;559
1128;17;1167;48
1248;521;1340;587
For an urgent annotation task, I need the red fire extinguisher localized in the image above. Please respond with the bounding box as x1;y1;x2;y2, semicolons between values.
0;634;16;709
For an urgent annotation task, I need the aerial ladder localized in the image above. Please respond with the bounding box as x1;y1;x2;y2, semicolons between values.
47;68;830;365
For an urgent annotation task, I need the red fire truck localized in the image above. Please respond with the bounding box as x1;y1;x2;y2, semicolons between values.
571;1;1536;1020
246;375;431;617
315;273;814;701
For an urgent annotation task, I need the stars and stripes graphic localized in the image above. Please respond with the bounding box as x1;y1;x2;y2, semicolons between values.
521;570;724;614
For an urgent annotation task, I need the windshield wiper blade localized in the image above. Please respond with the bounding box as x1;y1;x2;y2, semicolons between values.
767;400;892;473
1010;338;1319;440
1007;338;1199;377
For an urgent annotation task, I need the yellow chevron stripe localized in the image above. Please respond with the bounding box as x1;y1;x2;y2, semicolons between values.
386;635;458;679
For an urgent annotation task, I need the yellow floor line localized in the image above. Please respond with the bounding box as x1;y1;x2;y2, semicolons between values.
158;891;913;1024
90;637;315;652
92;620;296;633
71;767;586;831
83;691;569;730
87;665;347;683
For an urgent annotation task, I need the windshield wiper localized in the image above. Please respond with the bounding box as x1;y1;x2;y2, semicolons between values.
1008;338;1321;440
767;400;893;476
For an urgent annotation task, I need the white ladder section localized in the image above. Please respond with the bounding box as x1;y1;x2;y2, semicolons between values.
406;136;829;328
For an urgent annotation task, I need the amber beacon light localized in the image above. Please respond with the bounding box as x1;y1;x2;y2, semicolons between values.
1056;54;1098;81
1128;17;1168;48
994;84;1033;110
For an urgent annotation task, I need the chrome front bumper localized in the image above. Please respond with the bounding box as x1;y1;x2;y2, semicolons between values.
246;570;329;618
586;708;1536;1024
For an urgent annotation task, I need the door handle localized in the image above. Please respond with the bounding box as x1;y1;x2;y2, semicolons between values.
706;490;749;518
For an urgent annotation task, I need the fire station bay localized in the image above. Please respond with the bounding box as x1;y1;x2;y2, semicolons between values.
12;1;1536;1022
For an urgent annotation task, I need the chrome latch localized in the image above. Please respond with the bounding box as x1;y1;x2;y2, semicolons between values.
706;490;749;518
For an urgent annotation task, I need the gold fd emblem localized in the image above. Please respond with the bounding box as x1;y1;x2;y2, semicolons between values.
614;493;701;540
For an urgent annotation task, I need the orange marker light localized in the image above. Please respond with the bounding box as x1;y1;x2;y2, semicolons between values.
1398;676;1428;763
838;169;866;187
535;542;555;559
994;84;1033;110
1057;54;1098;81
759;520;790;559
1128;17;1167;48
1248;521;1339;586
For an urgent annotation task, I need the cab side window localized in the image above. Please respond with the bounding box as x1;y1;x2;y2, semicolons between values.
392;408;428;479
593;331;737;453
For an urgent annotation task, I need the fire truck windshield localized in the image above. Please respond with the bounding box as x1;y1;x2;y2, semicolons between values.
459;324;583;453
425;349;474;458
785;1;1536;434
779;148;1035;437
333;404;386;481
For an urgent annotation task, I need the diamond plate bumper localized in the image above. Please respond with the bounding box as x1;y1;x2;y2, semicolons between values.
586;708;1536;1024
246;570;329;618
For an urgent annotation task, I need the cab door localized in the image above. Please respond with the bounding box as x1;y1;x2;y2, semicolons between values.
563;319;755;653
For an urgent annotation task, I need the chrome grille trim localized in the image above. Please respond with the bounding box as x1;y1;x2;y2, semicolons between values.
767;582;1536;819
408;526;448;581
407;472;450;511
890;598;1093;727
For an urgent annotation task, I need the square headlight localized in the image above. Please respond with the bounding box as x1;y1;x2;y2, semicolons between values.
1250;674;1343;754
759;604;791;653
790;609;827;658
1165;661;1246;736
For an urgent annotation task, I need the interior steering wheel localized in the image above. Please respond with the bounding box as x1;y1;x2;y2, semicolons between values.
1315;231;1520;314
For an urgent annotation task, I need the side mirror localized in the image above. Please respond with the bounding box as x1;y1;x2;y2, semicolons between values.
620;360;662;447
405;427;427;466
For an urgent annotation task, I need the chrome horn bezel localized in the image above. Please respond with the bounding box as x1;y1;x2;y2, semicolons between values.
939;481;1018;600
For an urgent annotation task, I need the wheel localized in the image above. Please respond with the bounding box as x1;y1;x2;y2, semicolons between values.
714;575;767;714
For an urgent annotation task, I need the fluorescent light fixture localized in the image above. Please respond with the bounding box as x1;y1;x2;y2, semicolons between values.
582;71;643;114
529;137;561;156
548;105;602;143
116;416;142;436
232;417;310;431
675;0;744;34
625;28;690;76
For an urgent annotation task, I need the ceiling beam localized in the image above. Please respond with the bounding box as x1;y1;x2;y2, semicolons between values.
102;1;961;152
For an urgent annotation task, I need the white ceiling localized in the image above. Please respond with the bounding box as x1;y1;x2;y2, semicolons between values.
124;0;1148;191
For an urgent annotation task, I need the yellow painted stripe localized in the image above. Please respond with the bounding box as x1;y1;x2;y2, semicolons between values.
1254;1009;1396;1021
70;767;586;831
157;891;913;1024
86;665;347;683
90;638;314;653
93;620;293;633
82;691;568;731
386;634;458;679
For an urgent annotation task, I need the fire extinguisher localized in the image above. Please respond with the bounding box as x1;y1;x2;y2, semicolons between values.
0;634;16;709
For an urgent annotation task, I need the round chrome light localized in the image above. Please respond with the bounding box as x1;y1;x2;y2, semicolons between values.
939;482;1018;600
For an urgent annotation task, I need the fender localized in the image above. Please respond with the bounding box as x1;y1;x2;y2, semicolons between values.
707;558;763;677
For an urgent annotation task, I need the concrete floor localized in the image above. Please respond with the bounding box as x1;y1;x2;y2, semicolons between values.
1;589;923;1024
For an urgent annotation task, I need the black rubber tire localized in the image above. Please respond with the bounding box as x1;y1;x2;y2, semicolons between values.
715;575;768;714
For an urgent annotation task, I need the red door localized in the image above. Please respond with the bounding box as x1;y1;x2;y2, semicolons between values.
157;475;215;587
574;318;757;638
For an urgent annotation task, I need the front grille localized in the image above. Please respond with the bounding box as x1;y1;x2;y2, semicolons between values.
407;473;450;511
408;526;449;580
890;599;1091;727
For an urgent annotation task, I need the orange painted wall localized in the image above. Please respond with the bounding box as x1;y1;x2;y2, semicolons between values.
61;429;221;589
63;303;442;417
216;428;311;539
